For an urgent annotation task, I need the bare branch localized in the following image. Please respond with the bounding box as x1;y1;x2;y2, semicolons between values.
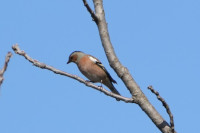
82;0;98;23
83;0;176;133
148;86;175;133
0;52;12;87
12;44;134;103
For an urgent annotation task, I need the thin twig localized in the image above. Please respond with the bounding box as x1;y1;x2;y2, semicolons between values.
12;44;135;103
82;0;98;23
0;52;12;87
148;85;175;133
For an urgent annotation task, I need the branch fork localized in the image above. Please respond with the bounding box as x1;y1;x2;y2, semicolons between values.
82;0;98;23
4;1;176;133
82;0;176;133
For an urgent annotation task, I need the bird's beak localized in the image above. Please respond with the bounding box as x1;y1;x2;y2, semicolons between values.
67;60;71;64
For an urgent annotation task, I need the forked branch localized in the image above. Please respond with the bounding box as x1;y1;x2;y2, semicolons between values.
82;0;176;133
82;0;98;23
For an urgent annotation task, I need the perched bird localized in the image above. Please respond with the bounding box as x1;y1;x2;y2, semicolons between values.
67;51;120;100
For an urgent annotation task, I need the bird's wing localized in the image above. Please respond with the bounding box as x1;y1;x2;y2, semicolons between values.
88;55;117;84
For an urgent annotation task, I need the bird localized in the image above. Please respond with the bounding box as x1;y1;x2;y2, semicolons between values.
67;51;120;100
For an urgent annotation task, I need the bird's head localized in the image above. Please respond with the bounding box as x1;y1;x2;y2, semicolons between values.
67;51;85;64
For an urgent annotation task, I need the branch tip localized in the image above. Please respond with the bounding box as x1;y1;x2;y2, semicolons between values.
0;51;13;87
148;85;175;133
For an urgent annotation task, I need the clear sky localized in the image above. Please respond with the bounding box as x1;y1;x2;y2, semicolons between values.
0;0;199;133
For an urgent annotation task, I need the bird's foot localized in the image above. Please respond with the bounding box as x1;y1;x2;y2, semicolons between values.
99;80;103;87
85;80;91;82
98;83;103;88
85;80;95;83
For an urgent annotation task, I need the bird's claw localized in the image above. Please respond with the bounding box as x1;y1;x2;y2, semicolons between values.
85;80;91;82
85;80;96;83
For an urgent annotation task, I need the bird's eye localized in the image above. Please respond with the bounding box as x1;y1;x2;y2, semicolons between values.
70;56;75;62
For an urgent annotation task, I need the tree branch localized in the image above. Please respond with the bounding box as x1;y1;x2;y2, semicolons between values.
12;44;134;103
83;0;176;133
82;0;98;23
148;86;175;133
0;52;12;87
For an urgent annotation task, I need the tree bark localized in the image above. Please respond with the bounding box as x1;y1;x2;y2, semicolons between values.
91;0;175;133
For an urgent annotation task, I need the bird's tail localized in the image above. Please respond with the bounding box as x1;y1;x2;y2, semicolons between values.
105;81;120;101
110;84;120;95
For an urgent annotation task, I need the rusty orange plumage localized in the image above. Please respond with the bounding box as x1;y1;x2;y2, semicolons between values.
67;51;120;100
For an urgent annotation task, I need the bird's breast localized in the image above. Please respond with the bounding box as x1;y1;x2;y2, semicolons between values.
78;56;107;82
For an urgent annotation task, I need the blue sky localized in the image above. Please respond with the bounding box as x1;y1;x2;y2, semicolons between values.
0;0;200;133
